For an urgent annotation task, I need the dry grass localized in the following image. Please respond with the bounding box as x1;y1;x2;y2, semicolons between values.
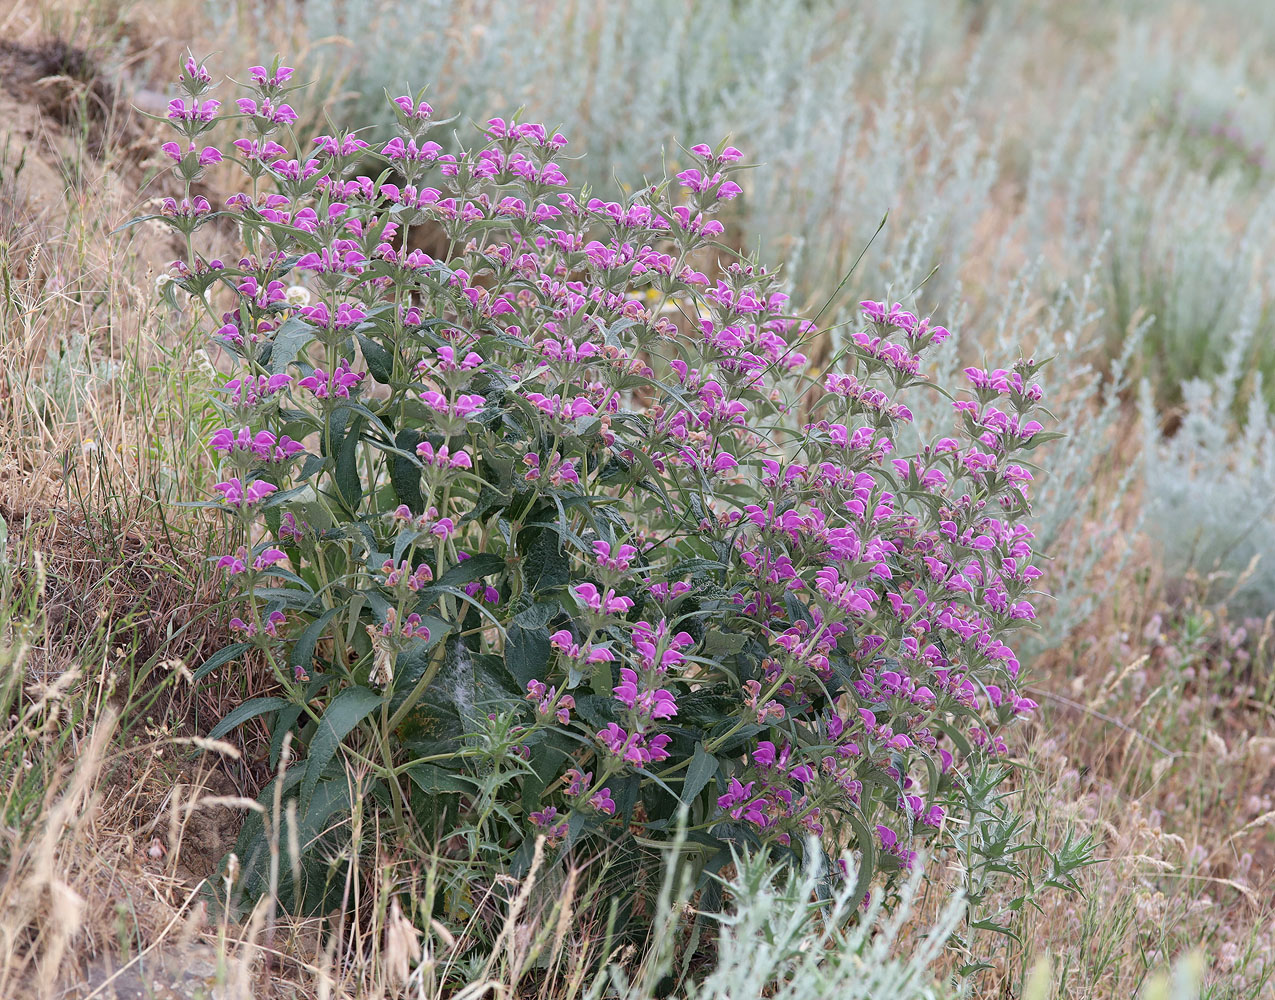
0;1;1270;997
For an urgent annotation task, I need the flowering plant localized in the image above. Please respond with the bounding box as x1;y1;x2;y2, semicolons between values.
150;56;1051;912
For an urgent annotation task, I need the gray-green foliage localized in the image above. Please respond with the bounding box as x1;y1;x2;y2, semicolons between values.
1141;286;1275;612
591;839;963;1000
31;330;119;429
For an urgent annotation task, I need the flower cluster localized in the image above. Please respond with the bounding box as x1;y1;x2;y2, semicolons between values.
167;60;1048;901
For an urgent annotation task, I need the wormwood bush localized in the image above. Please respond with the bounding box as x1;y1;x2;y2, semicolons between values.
1142;292;1275;611
149;57;1052;922
592;840;964;999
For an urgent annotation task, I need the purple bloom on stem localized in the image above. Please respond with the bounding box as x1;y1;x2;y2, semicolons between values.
229;609;285;638
393;95;433;120
590;788;616;816
572;582;634;615
528;806;568;840
236;97;298;127
416;441;473;470
613;668;679;721
298;360;365;400
182;57;211;85
161;141;223;167
597;722;628;756
249;64;295;88
596;724;670;768
214;477;277;507
168;98;220;123
563;768;592;797
255;547;287;569
217;545;286;575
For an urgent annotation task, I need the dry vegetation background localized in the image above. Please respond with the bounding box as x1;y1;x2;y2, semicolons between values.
1;0;1274;997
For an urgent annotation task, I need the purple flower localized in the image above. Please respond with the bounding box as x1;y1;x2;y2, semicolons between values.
160;196;212;220
717;778;755;812
295;246;367;276
182;57;211;86
162;141;223;167
229;609;285;638
528;806;568;840
752;741;777;767
592;540;639;571
393;95;433;120
612;668;639;708
217;545;285;575
597;722;628;756
572;582;634;616
216;550;247;575
221;373;292;408
249;64;295;88
312;134;370;158
382;137;442;162
167;98;220;123
711;452;739;475
255;547;287;569
596;724;670;768
716;778;770;828
214;478;277;508
563;768;592;797
209;427;304;464
298;360;364;400
416;441;473;470
590;788;616;816
237;97;299;128
612;668;678;722
522;452;580;487
233;138;289;162
526;679;574;725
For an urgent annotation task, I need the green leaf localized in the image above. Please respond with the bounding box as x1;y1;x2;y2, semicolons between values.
701;630;748;657
669;557;727;577
233;774;354;908
251;587;324;612
845;812;878;905
319;405;348;460
356;332;394;384
934;719;975;760
301;686;383;807
391;428;425;514
268;704;304;769
405;762;474;795
296;453;325;482
522;524;571;593
682;743;719;805
289;606;344;673
623;447;675;513
971;918;1022;943
417;638;521;737
522;734;571;812
268;317;317;376
505;599;559;687
209;696;291;740
192;642;251;683
333;410;366;510
1016;430;1066;452
436;553;505;588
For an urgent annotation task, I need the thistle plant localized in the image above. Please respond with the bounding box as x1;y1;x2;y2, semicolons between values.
145;55;1053;923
